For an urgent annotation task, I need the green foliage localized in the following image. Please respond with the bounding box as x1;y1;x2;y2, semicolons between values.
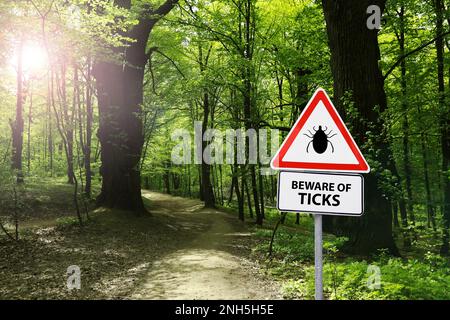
255;223;450;300
255;227;315;262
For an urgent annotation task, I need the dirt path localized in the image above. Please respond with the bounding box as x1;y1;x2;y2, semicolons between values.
132;191;281;300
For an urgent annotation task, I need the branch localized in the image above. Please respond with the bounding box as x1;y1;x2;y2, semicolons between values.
154;49;186;78
146;56;158;95
0;220;15;241
154;0;179;17
131;0;179;54
383;30;450;80
258;120;290;132
29;0;55;19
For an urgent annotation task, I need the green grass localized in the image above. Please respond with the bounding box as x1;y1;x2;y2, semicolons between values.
0;179;195;299
250;213;450;300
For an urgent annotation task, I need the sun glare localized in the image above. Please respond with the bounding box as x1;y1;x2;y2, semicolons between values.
9;42;48;75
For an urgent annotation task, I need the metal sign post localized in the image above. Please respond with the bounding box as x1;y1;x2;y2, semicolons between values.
314;214;323;300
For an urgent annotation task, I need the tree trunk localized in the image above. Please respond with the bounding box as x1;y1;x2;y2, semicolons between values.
234;166;244;221
433;0;450;254
84;59;93;197
392;202;400;228
398;6;415;226
322;0;398;255
419;129;436;230
56;64;75;185
244;177;253;219
258;168;265;219
198;45;216;208
93;52;146;211
11;40;24;183
163;160;171;194
389;141;411;247
46;76;53;175
201;91;216;207
228;165;235;205
92;0;178;213
27;86;32;175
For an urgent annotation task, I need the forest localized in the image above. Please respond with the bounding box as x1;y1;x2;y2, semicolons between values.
0;0;449;300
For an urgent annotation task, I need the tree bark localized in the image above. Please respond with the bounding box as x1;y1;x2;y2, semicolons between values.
11;40;24;183
27;84;32;175
201;90;216;207
244;177;253;219
234;167;244;221
92;0;178;212
392;202;399;228
197;45;216;208
84;59;93;197
322;0;398;255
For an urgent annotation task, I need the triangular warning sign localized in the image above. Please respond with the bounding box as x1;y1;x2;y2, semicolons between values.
270;88;370;173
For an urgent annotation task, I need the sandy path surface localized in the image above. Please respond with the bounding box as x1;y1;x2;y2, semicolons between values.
132;191;280;300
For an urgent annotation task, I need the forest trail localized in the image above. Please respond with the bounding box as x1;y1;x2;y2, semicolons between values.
132;191;281;300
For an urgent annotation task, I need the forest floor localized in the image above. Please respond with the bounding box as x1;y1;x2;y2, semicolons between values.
0;181;281;299
2;179;448;300
133;191;280;299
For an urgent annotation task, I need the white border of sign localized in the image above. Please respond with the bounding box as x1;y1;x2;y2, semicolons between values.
276;171;364;217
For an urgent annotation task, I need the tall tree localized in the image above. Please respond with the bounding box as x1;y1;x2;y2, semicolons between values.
93;0;178;212
433;0;450;254
11;39;25;183
198;44;216;207
397;4;415;227
322;0;398;255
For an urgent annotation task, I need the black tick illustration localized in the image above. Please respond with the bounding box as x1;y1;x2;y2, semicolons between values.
304;126;337;154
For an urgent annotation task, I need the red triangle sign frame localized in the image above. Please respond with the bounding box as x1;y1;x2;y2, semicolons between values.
270;88;370;173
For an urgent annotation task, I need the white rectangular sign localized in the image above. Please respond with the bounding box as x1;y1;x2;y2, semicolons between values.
277;171;364;216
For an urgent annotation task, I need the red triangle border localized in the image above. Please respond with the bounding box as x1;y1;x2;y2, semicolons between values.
270;88;370;173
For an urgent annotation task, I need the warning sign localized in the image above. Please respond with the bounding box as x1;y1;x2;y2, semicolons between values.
270;88;370;173
277;171;364;216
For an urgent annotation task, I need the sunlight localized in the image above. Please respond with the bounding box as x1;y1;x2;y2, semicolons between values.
9;42;48;75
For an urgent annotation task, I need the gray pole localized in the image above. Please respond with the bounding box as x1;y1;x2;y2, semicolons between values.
314;214;323;300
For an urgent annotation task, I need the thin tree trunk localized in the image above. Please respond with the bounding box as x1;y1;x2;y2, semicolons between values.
234;166;244;221
84;59;93;197
164;160;171;194
27;87;32;175
219;164;224;205
201;90;216;207
392;202;400;228
188;165;192;197
55;64;75;185
228;166;235;205
198;45;216;208
258;169;265;219
398;6;415;226
244;177;253;219
419;129;436;230
11;40;24;183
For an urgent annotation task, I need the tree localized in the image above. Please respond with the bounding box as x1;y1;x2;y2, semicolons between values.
321;0;398;255
198;44;216;207
11;39;25;183
93;0;178;212
433;0;450;254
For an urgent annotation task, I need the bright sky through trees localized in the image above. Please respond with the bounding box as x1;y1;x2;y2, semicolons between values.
8;41;47;75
